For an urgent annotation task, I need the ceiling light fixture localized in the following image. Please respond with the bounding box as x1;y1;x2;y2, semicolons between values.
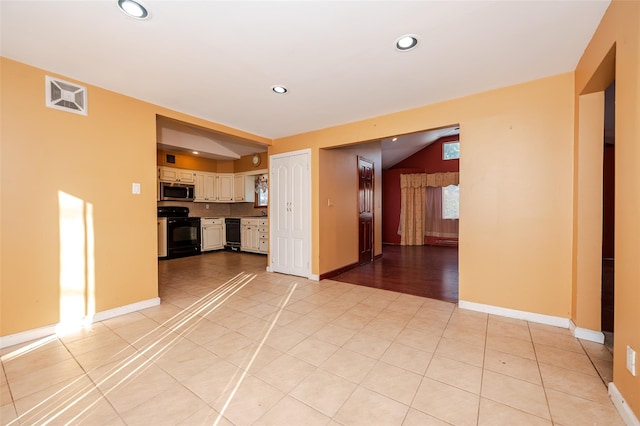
395;34;419;51
392;137;398;142
192;151;199;155
272;85;288;94
117;0;149;19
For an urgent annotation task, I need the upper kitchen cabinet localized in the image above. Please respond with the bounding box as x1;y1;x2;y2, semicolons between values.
159;166;195;183
194;171;216;202
216;174;234;202
234;175;256;203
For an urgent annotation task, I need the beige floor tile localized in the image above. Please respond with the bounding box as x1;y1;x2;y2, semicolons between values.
425;356;482;394
212;375;285;425
478;397;552;426
481;370;550;419
290;369;357;417
255;395;330;426
343;332;392;359
255;353;315;393
530;328;583;353
101;311;148;330
360;317;406;341
534;344;598;376
417;298;456;315
348;302;384;319
546;388;625;426
182;357;247;406
411;378;480;426
334;386;409;426
405;316;449;336
435;337;485;367
121;384;207;425
72;339;138;371
486;333;536;360
152;339;220;382
395;328;441;353
57;322;113;344
225;342;283;374
487;318;532;342
375;308;414;325
580;339;613;361
538;362;610;405
402;408;453;426
288;336;340;366
386;295;425;315
139;302;185;325
320;347;377;383
285;315;328;336
7;357;85;401
101;363;180;414
312;323;357;347
14;375;120;425
177;405;230;425
331;311;372;331
204;330;255;359
236;317;272;340
361;361;422;405
380;342;433;375
528;322;572;336
182;318;230;346
591;357;613;384
3;339;73;380
442;324;486;347
0;382;11;407
447;312;488;333
484;349;542;384
1;402;18;424
264;324;308;352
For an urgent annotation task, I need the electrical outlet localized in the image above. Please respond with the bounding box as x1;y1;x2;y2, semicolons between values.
132;183;140;194
205;204;210;210
627;345;637;376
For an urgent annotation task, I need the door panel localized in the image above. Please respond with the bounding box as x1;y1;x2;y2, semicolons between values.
358;156;374;265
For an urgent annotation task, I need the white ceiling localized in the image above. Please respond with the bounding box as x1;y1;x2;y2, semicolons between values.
1;1;609;164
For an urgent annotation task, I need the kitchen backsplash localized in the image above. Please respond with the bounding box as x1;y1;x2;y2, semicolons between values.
157;201;266;217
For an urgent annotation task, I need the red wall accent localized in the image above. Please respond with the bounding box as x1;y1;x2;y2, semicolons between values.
382;136;460;245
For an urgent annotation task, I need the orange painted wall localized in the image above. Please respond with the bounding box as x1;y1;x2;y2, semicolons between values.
0;58;268;337
157;149;220;171
575;0;640;415
272;73;575;319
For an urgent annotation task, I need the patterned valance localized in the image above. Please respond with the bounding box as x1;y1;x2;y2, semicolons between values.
400;172;459;189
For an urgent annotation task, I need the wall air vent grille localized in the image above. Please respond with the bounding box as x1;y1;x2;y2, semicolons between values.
45;76;87;115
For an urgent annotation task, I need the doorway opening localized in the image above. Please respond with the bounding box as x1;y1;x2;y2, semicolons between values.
601;81;615;347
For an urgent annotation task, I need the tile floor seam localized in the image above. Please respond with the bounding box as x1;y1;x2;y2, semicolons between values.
578;338;612;388
529;320;556;424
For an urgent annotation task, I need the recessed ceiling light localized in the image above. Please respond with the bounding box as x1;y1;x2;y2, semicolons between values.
272;85;288;94
392;137;398;142
395;34;419;51
117;0;149;19
192;151;199;155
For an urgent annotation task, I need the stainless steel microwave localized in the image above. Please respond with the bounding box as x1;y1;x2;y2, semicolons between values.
159;182;195;201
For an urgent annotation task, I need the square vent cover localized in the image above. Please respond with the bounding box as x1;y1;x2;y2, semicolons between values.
45;76;87;115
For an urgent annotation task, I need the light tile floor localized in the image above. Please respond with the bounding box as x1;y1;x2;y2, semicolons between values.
1;252;624;425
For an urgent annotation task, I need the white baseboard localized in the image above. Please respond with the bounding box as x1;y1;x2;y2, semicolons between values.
458;300;570;328
266;266;273;272
609;382;640;426
0;297;160;349
569;320;605;344
308;273;320;281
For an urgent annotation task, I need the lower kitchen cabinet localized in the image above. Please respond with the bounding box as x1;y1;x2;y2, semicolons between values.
201;218;225;251
241;218;268;254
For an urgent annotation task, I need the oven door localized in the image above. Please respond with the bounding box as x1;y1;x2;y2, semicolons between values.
167;217;201;258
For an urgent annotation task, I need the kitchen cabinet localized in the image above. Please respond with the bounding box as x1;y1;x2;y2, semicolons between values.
233;175;256;202
201;218;225;251
158;166;195;183
194;171;216;202
217;174;234;202
258;218;268;254
241;218;261;253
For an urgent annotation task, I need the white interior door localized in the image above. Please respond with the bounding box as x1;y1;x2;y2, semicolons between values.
270;150;311;277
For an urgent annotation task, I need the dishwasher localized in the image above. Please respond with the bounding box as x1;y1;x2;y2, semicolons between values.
224;218;241;251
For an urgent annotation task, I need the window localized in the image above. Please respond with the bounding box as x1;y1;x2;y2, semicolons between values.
442;185;459;219
443;141;460;160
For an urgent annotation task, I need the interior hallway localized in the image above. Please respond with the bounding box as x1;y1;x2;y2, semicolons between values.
1;252;621;425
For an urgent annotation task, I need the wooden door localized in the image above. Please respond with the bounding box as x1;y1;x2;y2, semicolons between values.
358;156;374;265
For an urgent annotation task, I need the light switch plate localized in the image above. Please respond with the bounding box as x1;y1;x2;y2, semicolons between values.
132;183;141;195
627;345;636;376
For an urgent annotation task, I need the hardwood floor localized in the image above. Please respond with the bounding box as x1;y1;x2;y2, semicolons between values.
331;244;459;303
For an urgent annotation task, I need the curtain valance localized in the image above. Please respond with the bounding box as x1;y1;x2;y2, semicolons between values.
399;172;459;189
